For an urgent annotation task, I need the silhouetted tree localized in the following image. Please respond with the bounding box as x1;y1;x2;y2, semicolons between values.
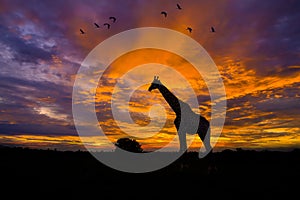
115;138;143;153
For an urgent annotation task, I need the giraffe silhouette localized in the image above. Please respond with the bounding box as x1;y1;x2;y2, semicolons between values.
148;76;212;155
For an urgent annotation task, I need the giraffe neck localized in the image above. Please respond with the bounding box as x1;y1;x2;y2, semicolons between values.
158;85;181;115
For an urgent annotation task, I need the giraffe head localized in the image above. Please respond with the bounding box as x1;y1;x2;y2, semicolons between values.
148;76;162;92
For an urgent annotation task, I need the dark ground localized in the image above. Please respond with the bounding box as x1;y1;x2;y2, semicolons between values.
1;146;299;198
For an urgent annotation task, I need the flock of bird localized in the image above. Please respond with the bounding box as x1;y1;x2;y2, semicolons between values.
160;3;216;33
80;16;116;34
79;3;215;35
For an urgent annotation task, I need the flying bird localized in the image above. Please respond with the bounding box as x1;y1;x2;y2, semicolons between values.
109;16;116;23
94;23;100;28
80;29;85;34
103;23;110;29
161;11;167;18
211;26;216;32
186;27;192;33
176;3;182;10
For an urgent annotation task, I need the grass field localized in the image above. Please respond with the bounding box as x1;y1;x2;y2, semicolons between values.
1;146;299;198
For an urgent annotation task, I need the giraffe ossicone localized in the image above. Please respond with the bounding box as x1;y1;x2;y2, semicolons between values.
153;76;161;83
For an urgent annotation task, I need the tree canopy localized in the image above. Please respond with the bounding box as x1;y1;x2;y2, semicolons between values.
115;137;143;153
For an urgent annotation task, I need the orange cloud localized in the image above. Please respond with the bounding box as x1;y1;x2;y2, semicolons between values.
93;48;211;151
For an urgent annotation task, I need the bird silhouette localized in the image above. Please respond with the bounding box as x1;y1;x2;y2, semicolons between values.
176;3;182;10
109;16;116;23
94;23;100;28
80;29;85;34
103;23;110;29
161;11;167;18
211;26;216;32
186;27;192;33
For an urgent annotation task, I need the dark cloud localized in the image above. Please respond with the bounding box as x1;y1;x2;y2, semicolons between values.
0;124;76;136
0;25;54;64
255;98;300;116
0;75;72;105
205;0;300;76
196;94;211;105
0;75;73;127
224;82;300;128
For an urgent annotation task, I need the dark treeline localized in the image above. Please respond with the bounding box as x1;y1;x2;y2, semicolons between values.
1;146;299;198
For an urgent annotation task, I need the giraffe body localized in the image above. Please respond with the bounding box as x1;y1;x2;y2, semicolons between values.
148;76;212;153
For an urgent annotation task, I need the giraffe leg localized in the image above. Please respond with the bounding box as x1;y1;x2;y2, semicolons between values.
178;131;187;153
199;128;212;158
174;118;187;153
204;128;212;153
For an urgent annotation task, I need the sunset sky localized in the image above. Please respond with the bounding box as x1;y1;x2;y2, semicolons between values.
0;0;299;152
